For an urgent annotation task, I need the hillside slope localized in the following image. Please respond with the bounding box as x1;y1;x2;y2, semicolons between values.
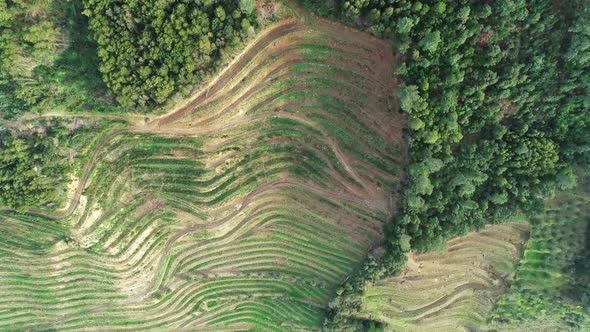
0;4;405;331
355;223;529;331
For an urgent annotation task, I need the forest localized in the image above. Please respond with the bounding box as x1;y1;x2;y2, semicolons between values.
0;1;98;210
0;128;66;210
303;0;590;329
82;0;258;107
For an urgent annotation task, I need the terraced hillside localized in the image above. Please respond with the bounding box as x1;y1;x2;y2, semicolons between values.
355;223;529;332
0;5;404;331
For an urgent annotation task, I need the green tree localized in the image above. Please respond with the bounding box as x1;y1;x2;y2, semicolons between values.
239;0;256;15
83;0;257;108
418;30;441;53
396;84;421;113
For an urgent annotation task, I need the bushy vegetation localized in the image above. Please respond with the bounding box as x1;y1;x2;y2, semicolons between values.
0;129;65;210
82;0;258;107
491;173;590;330
0;118;119;211
0;0;117;120
0;0;63;117
0;121;73;210
304;0;590;329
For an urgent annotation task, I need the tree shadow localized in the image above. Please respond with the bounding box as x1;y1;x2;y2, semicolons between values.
51;0;115;111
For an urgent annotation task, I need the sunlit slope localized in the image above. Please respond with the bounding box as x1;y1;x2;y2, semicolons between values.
356;223;529;332
0;14;404;331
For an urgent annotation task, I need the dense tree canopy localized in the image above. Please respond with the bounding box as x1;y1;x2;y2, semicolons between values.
0;122;71;210
0;132;60;210
83;0;258;107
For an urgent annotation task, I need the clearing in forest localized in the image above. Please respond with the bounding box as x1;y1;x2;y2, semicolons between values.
356;223;529;332
0;3;404;331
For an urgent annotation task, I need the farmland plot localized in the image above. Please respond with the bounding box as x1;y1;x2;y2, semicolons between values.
0;5;405;330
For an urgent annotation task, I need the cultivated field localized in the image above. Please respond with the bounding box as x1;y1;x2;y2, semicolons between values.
356;223;530;332
0;3;404;330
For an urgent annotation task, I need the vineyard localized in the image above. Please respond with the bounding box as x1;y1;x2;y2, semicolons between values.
0;5;405;331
